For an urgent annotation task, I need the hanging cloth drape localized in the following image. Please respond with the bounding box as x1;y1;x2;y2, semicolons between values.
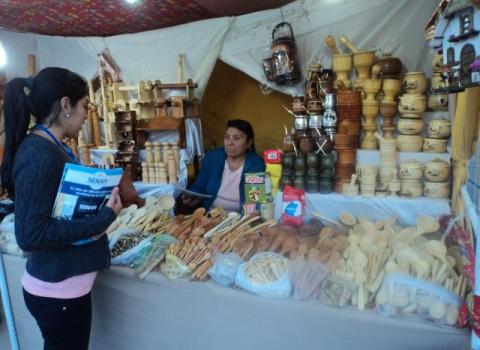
451;87;480;214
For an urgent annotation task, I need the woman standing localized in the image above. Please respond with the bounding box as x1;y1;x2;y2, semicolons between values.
183;119;265;211
1;68;122;350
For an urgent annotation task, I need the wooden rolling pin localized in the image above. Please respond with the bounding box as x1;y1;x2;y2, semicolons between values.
325;35;340;55
339;35;359;53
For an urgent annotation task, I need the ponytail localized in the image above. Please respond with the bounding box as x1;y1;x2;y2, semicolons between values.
1;78;32;196
1;68;88;198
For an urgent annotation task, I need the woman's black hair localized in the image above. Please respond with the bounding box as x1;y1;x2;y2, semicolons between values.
1;67;88;197
227;119;256;152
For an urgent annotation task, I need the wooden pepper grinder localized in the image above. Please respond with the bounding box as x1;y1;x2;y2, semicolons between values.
90;104;102;147
167;150;177;184
141;162;149;183
154;163;162;183
162;141;170;166
153;141;162;163
148;163;156;184
171;141;179;168
145;141;154;163
158;162;168;184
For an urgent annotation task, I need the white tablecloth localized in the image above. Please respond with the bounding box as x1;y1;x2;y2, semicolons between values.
0;254;469;350
274;192;451;227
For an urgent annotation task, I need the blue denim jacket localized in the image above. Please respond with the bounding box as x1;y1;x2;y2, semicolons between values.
189;147;265;209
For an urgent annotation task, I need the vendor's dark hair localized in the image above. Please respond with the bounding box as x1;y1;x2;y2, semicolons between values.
1;67;88;197
227;119;256;152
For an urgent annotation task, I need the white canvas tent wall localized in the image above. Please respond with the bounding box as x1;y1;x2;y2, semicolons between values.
0;0;438;98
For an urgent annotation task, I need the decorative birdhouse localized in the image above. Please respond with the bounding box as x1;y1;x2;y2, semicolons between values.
262;22;300;85
430;0;480;92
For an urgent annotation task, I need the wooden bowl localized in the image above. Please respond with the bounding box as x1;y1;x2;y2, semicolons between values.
396;134;423;152
397;118;424;135
403;71;427;94
424;159;450;182
423;137;448;153
353;51;376;66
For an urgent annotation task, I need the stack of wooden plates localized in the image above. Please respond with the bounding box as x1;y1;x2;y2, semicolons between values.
358;165;377;197
379;138;397;187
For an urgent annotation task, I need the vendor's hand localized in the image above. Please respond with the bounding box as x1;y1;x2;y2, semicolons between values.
107;187;123;215
182;194;201;207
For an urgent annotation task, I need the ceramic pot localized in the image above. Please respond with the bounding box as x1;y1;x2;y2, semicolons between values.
399;160;423;180
398;93;427;117
428;119;451;139
423;137;448;153
424;159;450;182
307;100;323;112
403;72;427;94
294;154;306;171
432;52;443;72
282;168;293;177
397;118;424;135
313;131;333;153
428;93;449;111
307;167;320;177
309;114;322;129
319;168;334;178
377;53;402;79
282;133;296;153
298;131;315;154
424;181;450;198
324;93;336;110
396;134;423;152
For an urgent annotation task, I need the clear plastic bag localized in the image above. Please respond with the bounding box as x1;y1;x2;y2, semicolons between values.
290;260;329;300
208;252;243;288
160;251;192;280
131;234;177;279
235;252;292;298
376;273;461;326
317;275;357;307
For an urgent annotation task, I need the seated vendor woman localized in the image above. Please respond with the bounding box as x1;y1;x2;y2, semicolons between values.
183;119;265;212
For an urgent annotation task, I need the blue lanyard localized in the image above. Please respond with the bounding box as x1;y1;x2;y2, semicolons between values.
35;124;79;164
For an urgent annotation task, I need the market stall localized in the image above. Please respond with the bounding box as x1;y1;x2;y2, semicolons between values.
0;0;479;349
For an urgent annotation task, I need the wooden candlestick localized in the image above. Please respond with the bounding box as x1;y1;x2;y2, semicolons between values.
158;162;168;184
90;104;102;147
145;141;154;163
153;141;161;163
141;162;149;183
167;150;177;184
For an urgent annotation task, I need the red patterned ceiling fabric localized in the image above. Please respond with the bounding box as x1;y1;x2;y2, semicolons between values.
0;0;217;36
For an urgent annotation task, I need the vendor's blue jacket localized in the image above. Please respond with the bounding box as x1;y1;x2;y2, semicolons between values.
189;147;265;209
